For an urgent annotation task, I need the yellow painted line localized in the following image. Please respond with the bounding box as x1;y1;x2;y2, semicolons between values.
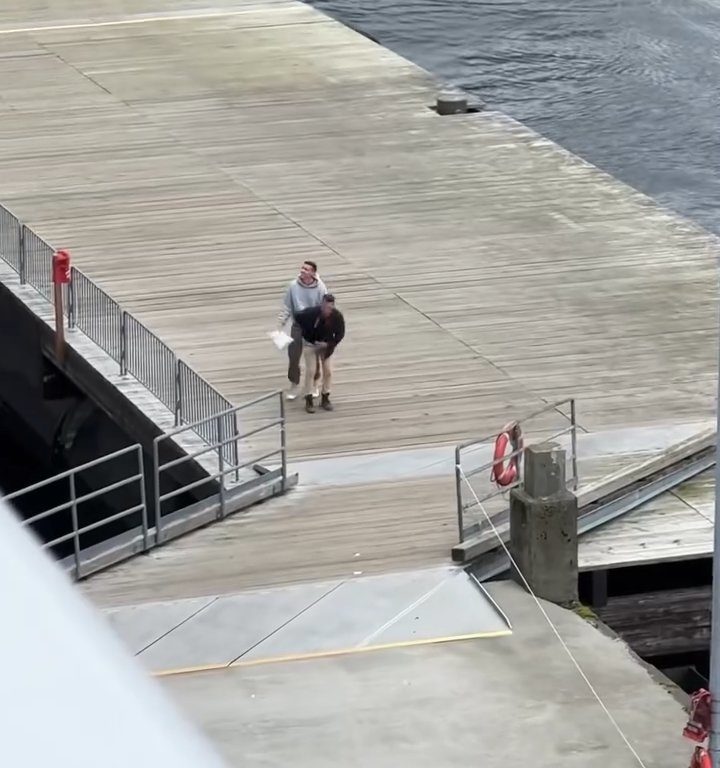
152;629;513;678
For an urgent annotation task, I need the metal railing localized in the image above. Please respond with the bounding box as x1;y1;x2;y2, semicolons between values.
0;205;20;272
0;392;288;577
22;225;55;303
72;266;122;362
0;202;242;466
124;313;178;414
455;398;578;543
2;445;147;579
178;361;239;467
152;391;286;544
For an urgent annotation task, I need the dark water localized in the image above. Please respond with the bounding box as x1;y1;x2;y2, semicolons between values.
310;0;720;233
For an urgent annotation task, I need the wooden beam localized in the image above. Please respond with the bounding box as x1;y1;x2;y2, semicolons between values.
597;585;711;657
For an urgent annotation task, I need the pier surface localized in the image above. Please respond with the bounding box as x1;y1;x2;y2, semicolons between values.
157;581;690;768
0;0;718;600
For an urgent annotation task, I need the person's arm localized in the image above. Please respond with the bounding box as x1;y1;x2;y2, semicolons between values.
325;312;345;358
277;285;293;329
293;307;313;339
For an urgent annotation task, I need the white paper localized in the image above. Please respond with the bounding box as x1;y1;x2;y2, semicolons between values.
268;330;293;350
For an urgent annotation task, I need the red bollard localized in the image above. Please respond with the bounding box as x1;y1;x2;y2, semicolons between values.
52;250;71;364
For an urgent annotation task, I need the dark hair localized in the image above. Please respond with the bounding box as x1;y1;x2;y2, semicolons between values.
303;260;318;273
323;293;335;303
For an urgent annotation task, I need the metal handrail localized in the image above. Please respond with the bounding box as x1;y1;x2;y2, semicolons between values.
454;398;579;543
0;202;256;470
160;390;281;438
1;444;147;578
152;391;287;544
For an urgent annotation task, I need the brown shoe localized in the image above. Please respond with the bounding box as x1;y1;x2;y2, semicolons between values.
305;395;315;414
320;393;334;412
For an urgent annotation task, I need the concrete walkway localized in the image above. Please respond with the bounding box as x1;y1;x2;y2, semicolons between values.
103;566;511;675
160;580;691;768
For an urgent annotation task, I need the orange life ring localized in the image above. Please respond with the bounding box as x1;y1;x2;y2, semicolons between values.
691;747;711;768
491;422;523;487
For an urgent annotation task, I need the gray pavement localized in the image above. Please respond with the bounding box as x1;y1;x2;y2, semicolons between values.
160;581;691;768
103;566;511;673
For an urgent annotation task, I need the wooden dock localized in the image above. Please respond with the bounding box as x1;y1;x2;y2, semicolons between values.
580;467;715;572
0;0;718;605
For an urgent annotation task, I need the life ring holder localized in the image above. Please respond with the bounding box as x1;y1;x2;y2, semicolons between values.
491;421;524;487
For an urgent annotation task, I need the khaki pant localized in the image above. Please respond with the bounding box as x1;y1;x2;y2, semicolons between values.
303;346;333;396
287;323;303;386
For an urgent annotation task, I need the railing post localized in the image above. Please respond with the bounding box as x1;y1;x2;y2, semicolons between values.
138;447;149;551
69;473;82;578
67;271;76;329
279;392;287;490
153;438;163;545
233;412;240;484
120;311;128;375
570;399;579;491
455;446;464;543
174;360;182;426
217;416;226;518
18;224;26;284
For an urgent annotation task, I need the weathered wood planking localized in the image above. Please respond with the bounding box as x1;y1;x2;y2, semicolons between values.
80;474;457;607
0;0;718;598
0;0;717;462
579;469;714;571
597;585;711;657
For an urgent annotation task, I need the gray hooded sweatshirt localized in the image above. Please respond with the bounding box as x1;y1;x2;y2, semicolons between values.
278;274;327;328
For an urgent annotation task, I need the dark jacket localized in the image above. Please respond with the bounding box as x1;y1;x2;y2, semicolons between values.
294;306;345;358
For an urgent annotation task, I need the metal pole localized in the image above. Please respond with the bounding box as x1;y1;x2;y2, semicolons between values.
53;282;66;364
174;360;182;427
138;447;149;551
69;473;81;579
153;439;163;545
279;393;287;490
455;446;464;543
233;412;240;484
120;311;128;375
67;277;76;329
570;399;579;492
18;224;25;284
710;347;720;767
217;416;226;519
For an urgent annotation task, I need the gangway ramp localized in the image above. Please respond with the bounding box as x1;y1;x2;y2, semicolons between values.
104;566;511;676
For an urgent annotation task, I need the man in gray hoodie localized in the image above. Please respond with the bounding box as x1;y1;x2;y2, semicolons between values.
277;260;327;400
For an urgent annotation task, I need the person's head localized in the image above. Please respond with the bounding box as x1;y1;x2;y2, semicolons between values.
320;293;335;317
299;260;318;285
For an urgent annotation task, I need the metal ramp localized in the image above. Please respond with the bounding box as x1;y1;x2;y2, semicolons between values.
104;566;512;675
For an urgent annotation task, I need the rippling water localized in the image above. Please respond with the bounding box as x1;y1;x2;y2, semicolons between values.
310;0;720;233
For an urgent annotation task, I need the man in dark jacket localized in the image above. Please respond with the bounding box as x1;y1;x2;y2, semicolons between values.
293;294;345;413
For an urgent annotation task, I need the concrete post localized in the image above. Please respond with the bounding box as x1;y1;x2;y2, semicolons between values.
509;441;578;604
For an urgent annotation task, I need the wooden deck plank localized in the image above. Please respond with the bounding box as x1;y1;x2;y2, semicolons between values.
81;474;457;607
579;469;715;571
1;0;718;593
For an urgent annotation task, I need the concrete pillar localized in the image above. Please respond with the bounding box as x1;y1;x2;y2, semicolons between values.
509;441;578;604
